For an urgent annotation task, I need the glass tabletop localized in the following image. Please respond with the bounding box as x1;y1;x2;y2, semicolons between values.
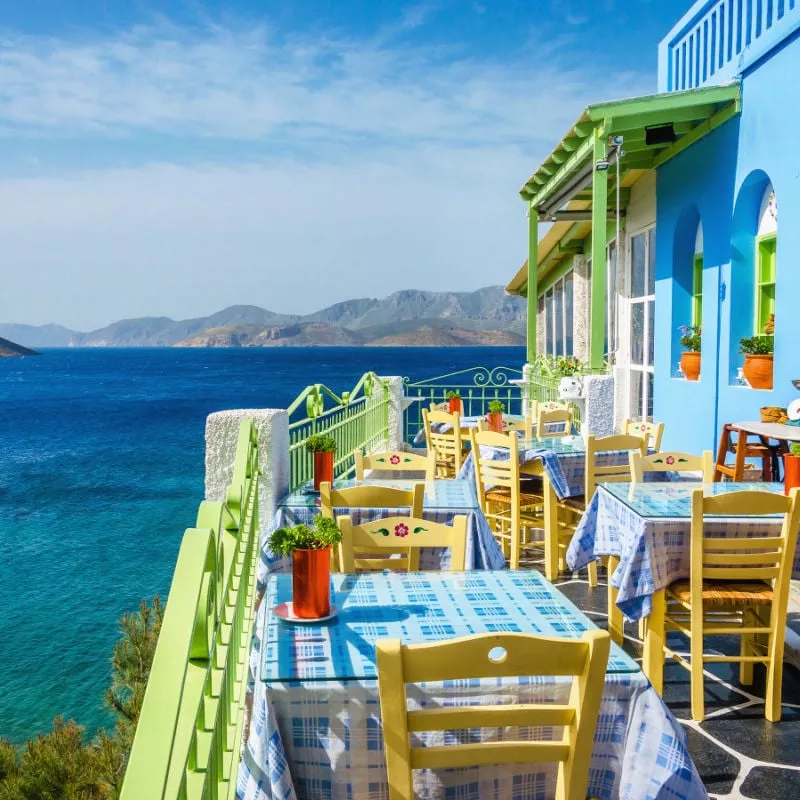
517;434;586;455
601;481;785;519
281;478;479;511
261;570;639;682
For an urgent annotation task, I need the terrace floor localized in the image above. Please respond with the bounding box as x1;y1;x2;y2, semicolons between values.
525;550;800;800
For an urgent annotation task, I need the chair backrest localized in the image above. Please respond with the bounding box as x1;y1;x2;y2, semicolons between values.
470;429;521;509
355;450;435;480
690;488;800;598
337;514;467;572
630;450;714;483
585;434;647;499
422;408;464;474
320;482;425;571
537;407;572;438
376;630;610;800
623;419;665;451
502;417;533;438
538;399;569;414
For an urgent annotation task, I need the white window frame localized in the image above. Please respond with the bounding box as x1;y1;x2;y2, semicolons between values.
624;225;655;421
539;269;575;358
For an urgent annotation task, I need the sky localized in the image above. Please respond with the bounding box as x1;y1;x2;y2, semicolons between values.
0;0;681;331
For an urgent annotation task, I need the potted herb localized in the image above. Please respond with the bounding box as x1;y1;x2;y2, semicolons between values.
306;434;336;490
487;399;505;433
739;336;774;390
555;356;582;377
678;324;702;381
268;517;342;619
785;443;800;495
446;390;462;414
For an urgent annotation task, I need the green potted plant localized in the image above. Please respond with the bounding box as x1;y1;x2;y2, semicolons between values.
555;356;582;377
739;335;774;390
785;442;800;495
487;399;505;433
268;517;342;619
678;324;702;381
446;390;462;414
306;434;336;490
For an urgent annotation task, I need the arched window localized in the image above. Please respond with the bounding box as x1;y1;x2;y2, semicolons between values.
755;186;777;336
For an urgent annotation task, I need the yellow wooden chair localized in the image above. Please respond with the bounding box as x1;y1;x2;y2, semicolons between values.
658;487;800;721
623;419;665;451
470;429;544;570
336;514;467;573
630;450;714;483
355;449;435;480
502;416;533;437
537;407;573;439
320;482;425;571
422;408;464;478
376;630;610;800
559;434;647;587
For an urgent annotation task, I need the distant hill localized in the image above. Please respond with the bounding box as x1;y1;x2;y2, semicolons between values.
3;287;526;348
0;337;39;357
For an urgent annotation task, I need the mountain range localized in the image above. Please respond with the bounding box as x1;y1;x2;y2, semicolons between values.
1;287;526;348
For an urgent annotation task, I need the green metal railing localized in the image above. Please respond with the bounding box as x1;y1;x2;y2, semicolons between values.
403;366;524;443
121;420;259;800
288;372;391;490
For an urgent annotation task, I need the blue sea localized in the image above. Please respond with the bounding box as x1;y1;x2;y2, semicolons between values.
0;346;524;743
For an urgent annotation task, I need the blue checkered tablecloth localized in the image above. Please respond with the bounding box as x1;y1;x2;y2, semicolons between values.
237;571;707;800
259;479;505;586
413;415;568;444
567;481;800;620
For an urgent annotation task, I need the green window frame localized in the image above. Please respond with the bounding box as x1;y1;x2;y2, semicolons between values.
692;254;703;327
756;233;776;334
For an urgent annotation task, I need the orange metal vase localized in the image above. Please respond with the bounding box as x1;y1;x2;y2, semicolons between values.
313;450;334;490
487;412;503;433
743;354;774;390
784;455;800;496
292;547;331;618
448;397;462;414
679;351;701;381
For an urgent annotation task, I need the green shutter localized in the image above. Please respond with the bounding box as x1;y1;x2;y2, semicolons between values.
692;254;703;326
756;234;777;334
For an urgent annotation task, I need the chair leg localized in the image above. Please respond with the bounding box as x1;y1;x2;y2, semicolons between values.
587;560;598;587
510;524;520;571
690;607;706;721
766;607;787;722
606;556;623;646
740;609;754;686
643;592;666;695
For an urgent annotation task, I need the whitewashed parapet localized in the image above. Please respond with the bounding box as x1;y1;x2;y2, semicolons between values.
379;375;404;451
205;408;289;531
582;374;615;438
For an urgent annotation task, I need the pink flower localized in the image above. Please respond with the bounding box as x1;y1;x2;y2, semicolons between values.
665;455;675;465
640;424;647;431
394;523;409;537
390;455;401;464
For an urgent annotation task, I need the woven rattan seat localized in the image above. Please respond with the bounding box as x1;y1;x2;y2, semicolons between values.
667;579;773;608
485;487;543;506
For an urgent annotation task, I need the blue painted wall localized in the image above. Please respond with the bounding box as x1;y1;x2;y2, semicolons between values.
654;35;800;454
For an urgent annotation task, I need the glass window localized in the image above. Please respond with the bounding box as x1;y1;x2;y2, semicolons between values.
692;254;703;327
631;303;645;365
631;234;647;298
647;228;656;295
647;300;655;366
630;371;644;418
564;272;574;356
646;372;654;420
554;280;564;356
545;289;553;355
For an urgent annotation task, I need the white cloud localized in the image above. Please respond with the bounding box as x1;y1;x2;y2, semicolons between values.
0;17;655;329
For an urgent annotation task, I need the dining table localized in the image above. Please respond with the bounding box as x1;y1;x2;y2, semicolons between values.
566;480;798;692
259;478;505;586
411;413;530;444
237;569;707;800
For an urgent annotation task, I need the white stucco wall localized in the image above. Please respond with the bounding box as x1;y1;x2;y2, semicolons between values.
205;409;289;532
583;373;615;438
379;375;405;451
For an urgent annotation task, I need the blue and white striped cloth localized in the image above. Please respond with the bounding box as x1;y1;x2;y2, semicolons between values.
237;571;708;800
567;481;800;620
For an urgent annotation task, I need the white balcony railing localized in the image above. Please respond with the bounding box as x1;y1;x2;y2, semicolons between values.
659;0;800;91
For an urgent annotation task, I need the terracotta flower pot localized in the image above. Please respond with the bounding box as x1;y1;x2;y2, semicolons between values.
292;547;331;618
313;450;334;490
487;412;503;433
784;455;800;496
448;397;462;414
743;354;774;390
679;351;701;381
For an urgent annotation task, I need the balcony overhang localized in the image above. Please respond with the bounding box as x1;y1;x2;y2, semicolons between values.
519;82;741;207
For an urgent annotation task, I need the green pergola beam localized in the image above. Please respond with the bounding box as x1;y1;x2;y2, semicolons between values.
524;134;596;205
589;128;608;371
526;206;538;363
